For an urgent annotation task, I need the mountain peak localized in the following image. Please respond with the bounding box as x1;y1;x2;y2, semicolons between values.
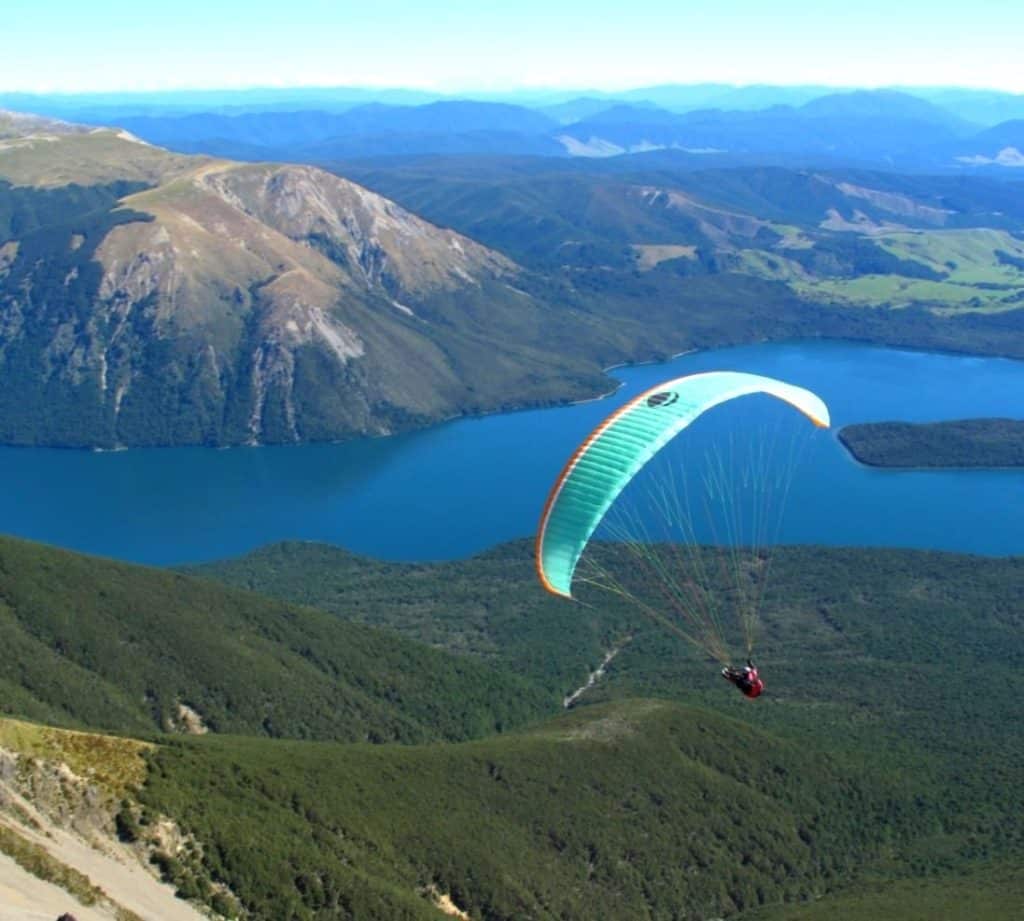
798;88;968;127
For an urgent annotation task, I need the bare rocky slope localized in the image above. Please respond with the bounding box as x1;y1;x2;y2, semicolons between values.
0;115;610;447
0;718;214;921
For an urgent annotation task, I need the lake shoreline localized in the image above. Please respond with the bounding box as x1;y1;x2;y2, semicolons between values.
6;335;1024;454
7;340;1024;566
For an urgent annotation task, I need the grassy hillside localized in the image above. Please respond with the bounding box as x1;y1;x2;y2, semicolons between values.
0;535;556;742
0;715;218;920
0;716;151;795
343;160;1024;327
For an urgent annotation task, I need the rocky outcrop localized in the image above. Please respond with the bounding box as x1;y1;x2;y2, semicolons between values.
0;719;216;920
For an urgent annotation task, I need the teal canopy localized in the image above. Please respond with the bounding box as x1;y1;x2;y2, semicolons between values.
535;371;829;597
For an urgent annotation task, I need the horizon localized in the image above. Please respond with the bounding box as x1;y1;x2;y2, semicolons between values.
4;80;1024;101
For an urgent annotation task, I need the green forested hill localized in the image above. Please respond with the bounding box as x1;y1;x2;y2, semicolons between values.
188;540;633;697
0;535;555;741
193;538;1024;745
192;540;1024;910
750;861;1024;921
839;418;1024;467
341;160;1024;356
5;533;1024;917
192;539;1024;774
140;699;916;920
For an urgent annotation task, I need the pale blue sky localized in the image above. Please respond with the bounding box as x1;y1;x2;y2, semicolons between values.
4;0;1022;93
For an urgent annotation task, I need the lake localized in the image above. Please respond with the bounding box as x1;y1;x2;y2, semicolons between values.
3;340;1024;565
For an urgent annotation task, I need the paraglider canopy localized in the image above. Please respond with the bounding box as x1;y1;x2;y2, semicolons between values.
535;370;829;599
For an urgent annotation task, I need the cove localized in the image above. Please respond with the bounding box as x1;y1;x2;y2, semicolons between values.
3;340;1024;566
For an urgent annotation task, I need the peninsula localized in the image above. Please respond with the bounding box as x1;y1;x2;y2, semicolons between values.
839;418;1024;467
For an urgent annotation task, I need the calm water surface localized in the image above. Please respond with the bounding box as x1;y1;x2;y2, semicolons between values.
4;340;1024;565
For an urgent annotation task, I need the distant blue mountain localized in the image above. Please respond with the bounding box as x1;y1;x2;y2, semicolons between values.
946;120;1024;169
615;83;834;112
538;97;663;124
548;84;1024;126
6;83;1024;127
23;86;1022;172
914;88;1024;127
331;101;558;135
116;111;359;149
299;130;566;160
798;89;972;129
0;86;443;121
965;119;1024;149
556;90;978;162
113;101;561;160
567;104;683;127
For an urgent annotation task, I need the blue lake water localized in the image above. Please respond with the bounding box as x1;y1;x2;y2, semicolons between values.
4;340;1024;566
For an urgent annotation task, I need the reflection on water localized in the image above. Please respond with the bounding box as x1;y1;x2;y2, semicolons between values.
3;340;1024;565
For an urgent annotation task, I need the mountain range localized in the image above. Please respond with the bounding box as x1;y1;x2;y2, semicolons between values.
6;81;1024;123
13;89;1022;173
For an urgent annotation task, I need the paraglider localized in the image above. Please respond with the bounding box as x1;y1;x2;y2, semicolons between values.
722;660;764;699
535;370;829;694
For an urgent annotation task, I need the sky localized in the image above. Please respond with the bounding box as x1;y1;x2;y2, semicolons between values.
3;0;1023;95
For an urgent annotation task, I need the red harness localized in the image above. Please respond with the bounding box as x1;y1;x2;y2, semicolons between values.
729;665;764;699
742;676;765;699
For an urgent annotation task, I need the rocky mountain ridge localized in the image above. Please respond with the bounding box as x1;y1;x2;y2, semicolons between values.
0;119;605;447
